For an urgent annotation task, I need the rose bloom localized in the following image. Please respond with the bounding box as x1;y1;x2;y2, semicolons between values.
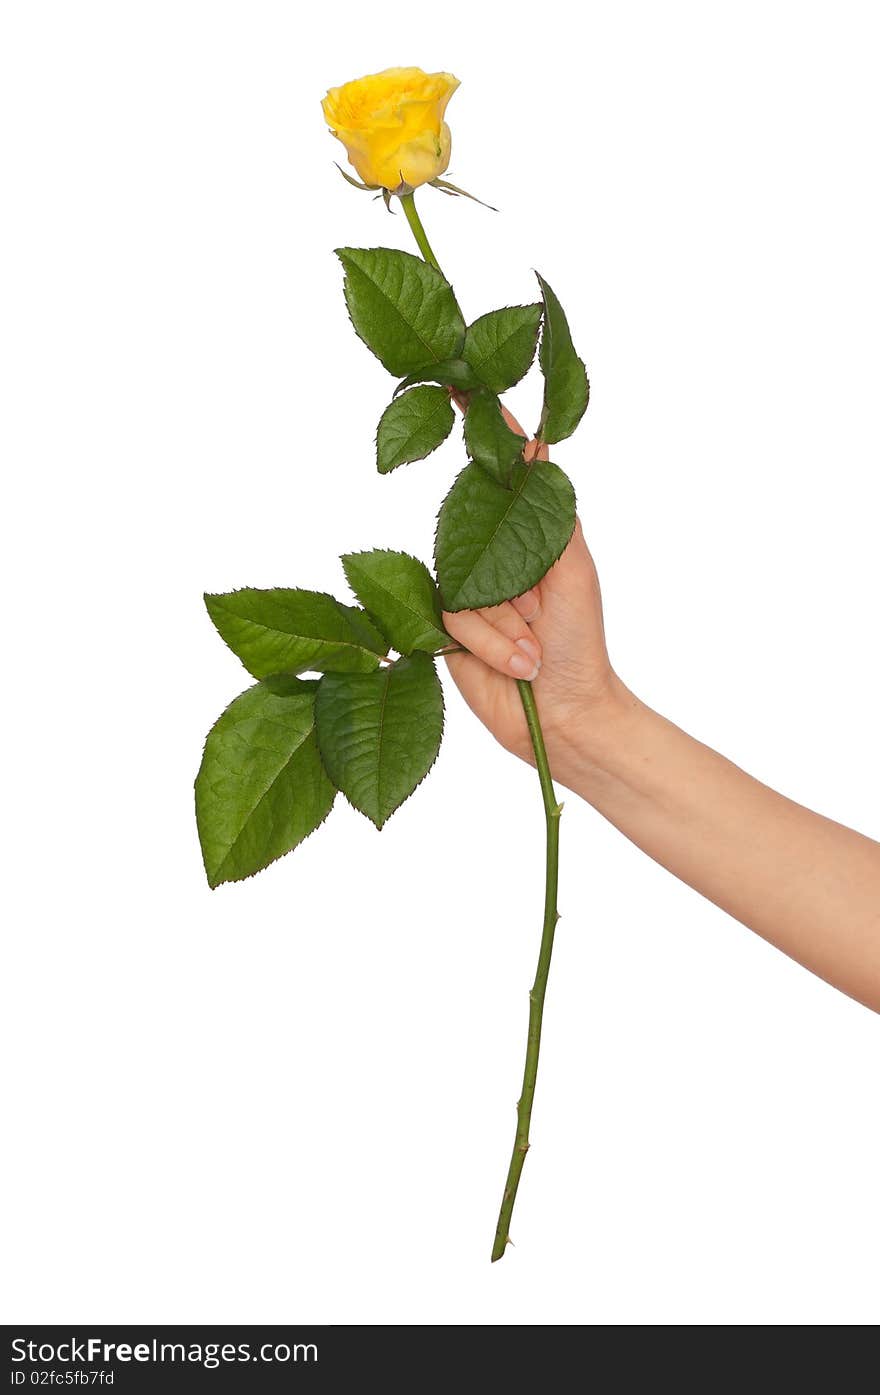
321;66;460;192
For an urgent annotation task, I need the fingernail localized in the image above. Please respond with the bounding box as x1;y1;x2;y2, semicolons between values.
510;652;541;680
520;605;540;622
516;636;541;664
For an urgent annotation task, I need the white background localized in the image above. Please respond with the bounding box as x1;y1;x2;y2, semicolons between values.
2;0;879;1326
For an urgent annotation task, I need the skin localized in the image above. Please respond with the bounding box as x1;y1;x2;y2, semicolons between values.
443;421;880;1014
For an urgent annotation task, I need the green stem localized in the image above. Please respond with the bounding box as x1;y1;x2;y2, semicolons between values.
490;680;562;1261
399;191;442;271
399;190;563;1262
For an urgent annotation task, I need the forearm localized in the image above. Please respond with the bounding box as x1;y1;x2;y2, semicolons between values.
554;680;880;1011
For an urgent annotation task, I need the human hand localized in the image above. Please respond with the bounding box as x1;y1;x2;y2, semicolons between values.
442;413;622;777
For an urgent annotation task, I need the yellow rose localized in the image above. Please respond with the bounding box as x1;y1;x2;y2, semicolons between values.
321;66;460;193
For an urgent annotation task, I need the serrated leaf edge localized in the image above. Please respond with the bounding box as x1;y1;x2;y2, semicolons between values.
434;462;577;612
463;303;543;390
463;390;527;485
315;657;445;830
341;549;450;652
535;272;590;445
204;588;387;673
335;246;464;373
376;386;455;474
196;683;336;889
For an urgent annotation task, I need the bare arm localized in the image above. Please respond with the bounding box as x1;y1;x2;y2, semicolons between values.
555;675;880;1010
442;437;880;1012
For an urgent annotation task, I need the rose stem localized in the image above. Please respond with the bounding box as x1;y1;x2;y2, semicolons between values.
490;679;562;1259
399;191;442;270
400;189;564;1262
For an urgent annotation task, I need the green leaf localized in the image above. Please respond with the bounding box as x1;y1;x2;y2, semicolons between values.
205;589;386;679
335;247;465;376
462;304;542;393
195;677;335;888
394;359;480;394
435;461;576;611
342;550;450;655
376;385;455;474
315;653;444;829
536;273;589;445
463;390;526;485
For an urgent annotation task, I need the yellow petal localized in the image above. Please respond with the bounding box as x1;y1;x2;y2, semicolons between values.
320;67;459;191
397;123;452;189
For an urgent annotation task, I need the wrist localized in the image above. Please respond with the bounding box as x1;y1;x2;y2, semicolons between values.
544;673;645;798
